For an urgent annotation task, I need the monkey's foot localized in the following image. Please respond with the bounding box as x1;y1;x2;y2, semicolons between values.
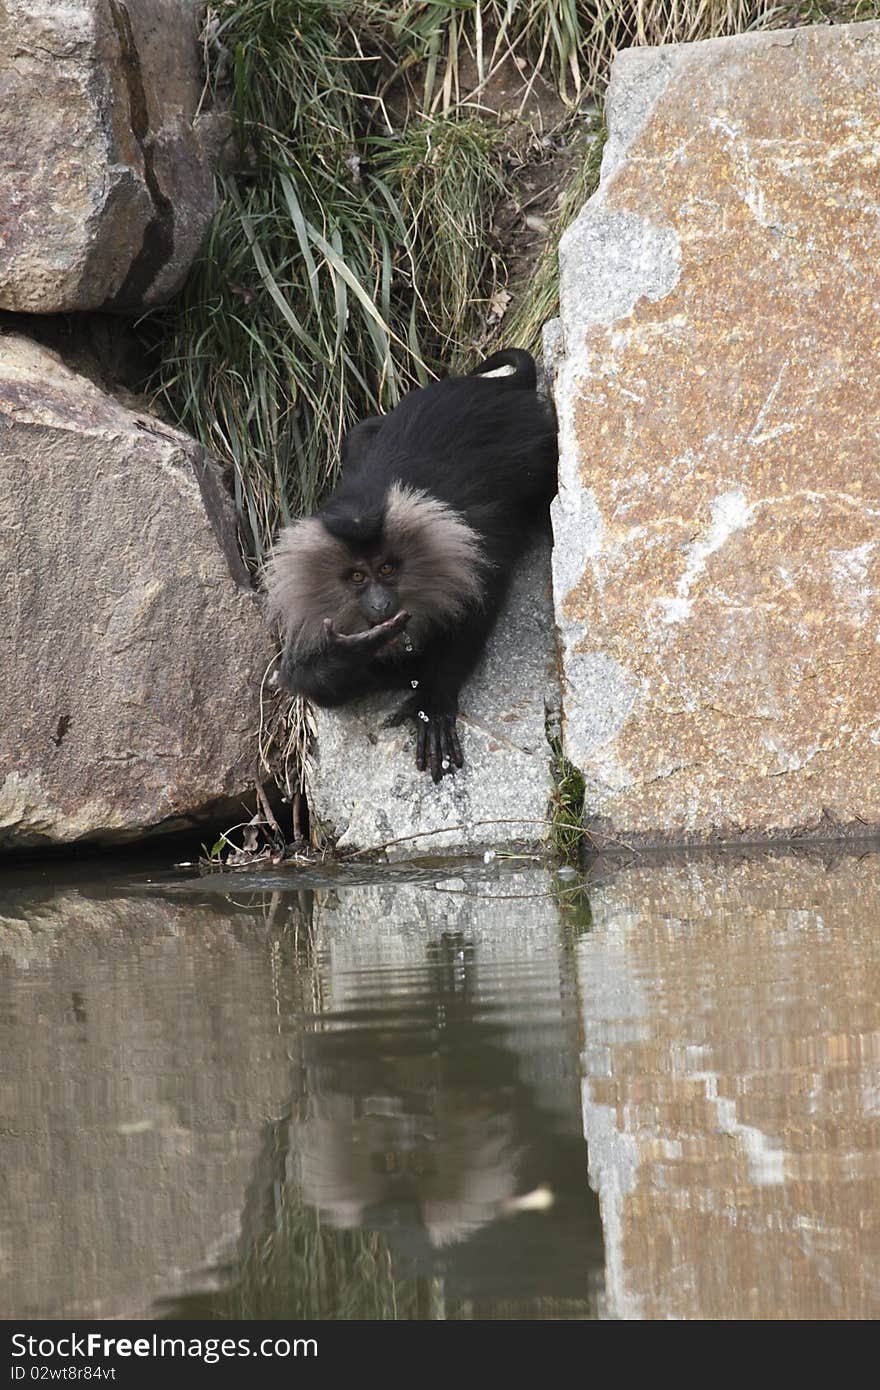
386;696;463;783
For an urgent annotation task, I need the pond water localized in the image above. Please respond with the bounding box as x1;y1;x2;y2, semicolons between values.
1;843;878;1320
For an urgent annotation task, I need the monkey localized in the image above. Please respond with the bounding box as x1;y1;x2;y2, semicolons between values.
264;348;558;783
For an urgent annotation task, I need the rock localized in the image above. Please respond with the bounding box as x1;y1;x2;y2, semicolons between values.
0;334;273;849
0;0;214;313
552;21;880;845
309;531;559;855
0;308;154;402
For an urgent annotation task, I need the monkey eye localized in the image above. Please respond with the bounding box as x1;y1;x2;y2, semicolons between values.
378;562;396;578
350;570;367;584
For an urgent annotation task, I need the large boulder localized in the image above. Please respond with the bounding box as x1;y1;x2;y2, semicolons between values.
0;0;214;313
552;21;880;845
309;533;558;855
0;334;272;849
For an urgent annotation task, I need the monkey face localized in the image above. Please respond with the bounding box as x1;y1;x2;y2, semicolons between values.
264;484;487;660
345;556;401;629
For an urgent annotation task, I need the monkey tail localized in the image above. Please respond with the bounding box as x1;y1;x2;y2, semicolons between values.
468;348;536;390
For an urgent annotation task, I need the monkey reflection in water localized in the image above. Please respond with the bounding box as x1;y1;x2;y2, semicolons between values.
289;934;601;1298
265;349;558;782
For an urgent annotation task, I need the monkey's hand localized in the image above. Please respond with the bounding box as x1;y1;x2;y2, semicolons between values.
386;695;463;783
282;612;412;708
322;610;410;662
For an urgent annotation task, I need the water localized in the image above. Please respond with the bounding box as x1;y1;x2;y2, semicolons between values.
1;844;878;1320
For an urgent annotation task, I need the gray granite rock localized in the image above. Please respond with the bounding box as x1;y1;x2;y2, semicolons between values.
309;532;559;855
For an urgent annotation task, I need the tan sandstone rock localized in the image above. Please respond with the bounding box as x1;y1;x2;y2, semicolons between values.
0;334;272;849
552;21;880;844
0;0;214;312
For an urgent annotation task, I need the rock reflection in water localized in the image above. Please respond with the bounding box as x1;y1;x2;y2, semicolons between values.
12;842;875;1321
0;862;602;1321
0;875;302;1319
578;847;880;1321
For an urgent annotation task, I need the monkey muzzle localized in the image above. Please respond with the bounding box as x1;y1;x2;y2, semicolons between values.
364;582;397;624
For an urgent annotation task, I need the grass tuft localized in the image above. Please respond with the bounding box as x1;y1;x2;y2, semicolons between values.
149;1;854;567
371;115;508;367
149;3;514;565
549;738;586;864
503;107;606;356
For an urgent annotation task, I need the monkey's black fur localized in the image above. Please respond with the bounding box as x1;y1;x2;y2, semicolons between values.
267;348;558;782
